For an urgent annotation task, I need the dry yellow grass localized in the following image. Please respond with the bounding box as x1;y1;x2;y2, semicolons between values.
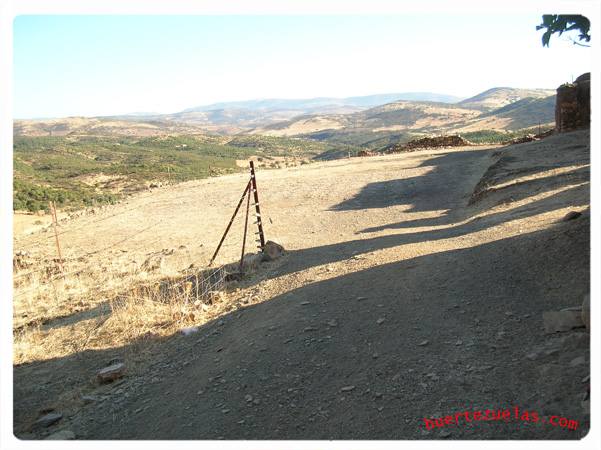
12;245;250;365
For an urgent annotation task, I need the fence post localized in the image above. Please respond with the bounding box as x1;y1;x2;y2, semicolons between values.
208;181;251;266
49;201;64;273
239;184;251;271
249;161;266;250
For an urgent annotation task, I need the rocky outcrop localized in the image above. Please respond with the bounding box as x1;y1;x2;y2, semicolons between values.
555;72;590;133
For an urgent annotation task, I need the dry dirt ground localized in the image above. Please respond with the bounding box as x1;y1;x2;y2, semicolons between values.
13;130;590;440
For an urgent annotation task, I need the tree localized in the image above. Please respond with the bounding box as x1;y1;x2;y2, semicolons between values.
536;14;591;47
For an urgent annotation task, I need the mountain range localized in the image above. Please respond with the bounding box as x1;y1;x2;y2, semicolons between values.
14;87;556;138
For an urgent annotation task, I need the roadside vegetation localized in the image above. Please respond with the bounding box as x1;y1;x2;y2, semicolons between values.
13;134;353;212
461;126;554;144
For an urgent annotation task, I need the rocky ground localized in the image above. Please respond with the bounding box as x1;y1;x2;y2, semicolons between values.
13;130;590;440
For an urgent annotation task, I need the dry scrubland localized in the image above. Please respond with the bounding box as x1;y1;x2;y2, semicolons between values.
13;130;590;439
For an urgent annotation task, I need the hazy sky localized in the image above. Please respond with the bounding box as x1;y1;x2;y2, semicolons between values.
13;14;592;118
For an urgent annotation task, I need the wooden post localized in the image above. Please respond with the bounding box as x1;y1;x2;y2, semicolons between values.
49;201;64;272
208;181;251;267
239;184;251;271
249;161;266;250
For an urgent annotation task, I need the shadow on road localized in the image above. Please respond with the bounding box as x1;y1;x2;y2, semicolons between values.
14;206;590;440
268;183;588;282
329;150;487;213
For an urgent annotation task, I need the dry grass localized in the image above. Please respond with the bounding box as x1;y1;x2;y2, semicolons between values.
12;244;251;366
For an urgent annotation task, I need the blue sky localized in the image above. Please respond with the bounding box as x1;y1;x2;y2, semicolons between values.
13;14;592;118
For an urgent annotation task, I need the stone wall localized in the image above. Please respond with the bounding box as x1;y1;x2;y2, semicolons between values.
555;72;590;133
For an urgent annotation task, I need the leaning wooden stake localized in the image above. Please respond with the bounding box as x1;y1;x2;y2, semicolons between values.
239;183;251;271
49;201;64;273
249;161;266;250
208;181;251;267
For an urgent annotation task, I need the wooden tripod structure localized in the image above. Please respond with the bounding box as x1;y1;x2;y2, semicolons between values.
208;161;266;268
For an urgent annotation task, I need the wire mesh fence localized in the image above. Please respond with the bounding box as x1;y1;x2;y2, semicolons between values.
13;161;264;333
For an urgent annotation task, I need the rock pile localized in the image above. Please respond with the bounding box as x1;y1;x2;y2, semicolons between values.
503;129;555;146
356;150;378;157
385;135;473;153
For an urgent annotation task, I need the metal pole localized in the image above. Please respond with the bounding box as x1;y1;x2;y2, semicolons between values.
208;181;251;266
249;161;266;250
239;184;251;271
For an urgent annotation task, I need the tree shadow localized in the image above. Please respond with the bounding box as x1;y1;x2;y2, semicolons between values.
29;179;585;339
329;150;489;213
266;183;589;282
360;168;589;234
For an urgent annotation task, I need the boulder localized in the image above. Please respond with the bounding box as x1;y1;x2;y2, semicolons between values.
34;412;62;428
543;310;584;334
181;326;199;336
262;241;284;262
44;430;75;440
96;362;126;383
582;294;590;331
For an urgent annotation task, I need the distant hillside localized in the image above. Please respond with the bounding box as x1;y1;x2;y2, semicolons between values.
100;92;464;133
14;87;557;142
181;92;464;113
13;117;210;137
247;89;557;147
249;100;481;137
450;95;556;132
457;87;555;111
484;95;555;122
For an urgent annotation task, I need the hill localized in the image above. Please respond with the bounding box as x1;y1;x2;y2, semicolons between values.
15;87;555;139
457;87;555;111
13;117;208;137
249;101;479;137
450;95;556;133
248;92;556;146
108;92;465;133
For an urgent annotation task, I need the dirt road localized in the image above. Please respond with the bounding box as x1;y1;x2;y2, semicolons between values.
14;131;590;439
